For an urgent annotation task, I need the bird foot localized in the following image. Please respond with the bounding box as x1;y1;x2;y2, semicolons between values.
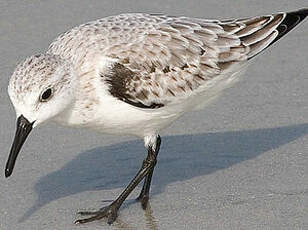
136;193;149;210
75;203;119;225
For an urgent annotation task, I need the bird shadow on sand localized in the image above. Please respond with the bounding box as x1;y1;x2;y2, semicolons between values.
20;123;308;222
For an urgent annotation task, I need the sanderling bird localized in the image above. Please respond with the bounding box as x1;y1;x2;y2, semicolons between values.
5;9;308;224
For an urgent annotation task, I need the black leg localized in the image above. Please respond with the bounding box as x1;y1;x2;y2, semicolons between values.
75;135;161;225
137;135;161;209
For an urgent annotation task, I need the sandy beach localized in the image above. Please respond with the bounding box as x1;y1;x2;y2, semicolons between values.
0;1;307;229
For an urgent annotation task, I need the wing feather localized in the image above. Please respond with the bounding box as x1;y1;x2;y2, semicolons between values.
47;10;308;108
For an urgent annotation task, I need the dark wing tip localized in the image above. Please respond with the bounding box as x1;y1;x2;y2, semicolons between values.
269;8;308;46
293;8;308;17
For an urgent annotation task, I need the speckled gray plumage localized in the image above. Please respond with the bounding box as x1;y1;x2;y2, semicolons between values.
45;12;297;107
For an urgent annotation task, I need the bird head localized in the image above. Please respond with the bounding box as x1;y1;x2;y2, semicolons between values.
5;54;76;177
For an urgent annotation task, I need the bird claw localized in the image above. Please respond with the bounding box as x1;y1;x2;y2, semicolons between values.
75;204;119;225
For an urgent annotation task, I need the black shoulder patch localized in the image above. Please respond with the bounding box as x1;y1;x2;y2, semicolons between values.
101;62;164;109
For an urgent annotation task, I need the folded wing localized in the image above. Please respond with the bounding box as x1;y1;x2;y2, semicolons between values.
99;9;307;108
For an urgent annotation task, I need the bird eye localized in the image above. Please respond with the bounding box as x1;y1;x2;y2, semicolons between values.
40;88;53;102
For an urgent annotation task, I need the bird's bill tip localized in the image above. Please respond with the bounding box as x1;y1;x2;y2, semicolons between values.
5;167;13;178
5;115;34;178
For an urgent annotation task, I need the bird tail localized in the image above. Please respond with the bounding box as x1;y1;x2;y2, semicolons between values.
234;8;308;59
268;9;308;47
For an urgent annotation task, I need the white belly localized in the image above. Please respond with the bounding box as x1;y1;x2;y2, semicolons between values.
54;92;180;138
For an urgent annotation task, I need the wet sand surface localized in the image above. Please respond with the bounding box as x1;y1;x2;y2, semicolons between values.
0;1;307;229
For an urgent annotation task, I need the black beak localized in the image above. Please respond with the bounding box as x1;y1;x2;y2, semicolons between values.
5;115;34;178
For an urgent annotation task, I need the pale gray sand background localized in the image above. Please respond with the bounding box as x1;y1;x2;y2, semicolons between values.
0;1;307;229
